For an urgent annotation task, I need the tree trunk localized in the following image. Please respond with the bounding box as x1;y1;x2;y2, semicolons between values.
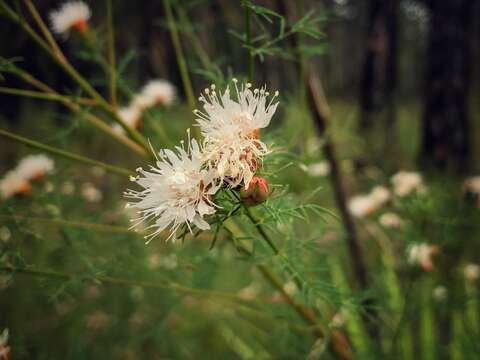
421;0;473;173
359;0;398;129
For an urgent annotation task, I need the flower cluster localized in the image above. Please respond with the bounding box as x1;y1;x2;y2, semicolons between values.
391;171;426;197
407;243;438;272
125;80;279;242
0;154;54;199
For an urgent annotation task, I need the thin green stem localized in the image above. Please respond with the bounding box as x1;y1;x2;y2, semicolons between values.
106;0;117;107
0;128;131;177
0;1;148;150
10;69;147;157
0;266;255;304
244;5;254;81
0;86;96;106
163;0;196;111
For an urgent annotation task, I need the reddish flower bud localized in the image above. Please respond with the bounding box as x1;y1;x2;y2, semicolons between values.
72;20;88;33
240;176;269;206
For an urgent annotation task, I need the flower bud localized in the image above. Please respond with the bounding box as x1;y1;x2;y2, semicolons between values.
240;176;269;206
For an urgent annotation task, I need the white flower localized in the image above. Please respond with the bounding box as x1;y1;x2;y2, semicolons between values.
113;106;142;134
433;286;448;302
464;263;480;281
379;212;403;228
464;176;480;194
370;186;390;205
0;171;31;199
307;161;330;177
407;243;438;272
194;80;279;187
0;328;10;360
50;1;91;36
16;154;54;180
348;186;390;218
124;138;219;242
348;195;377;218
132;80;176;110
81;182;103;203
391;171;425;197
61;181;75;195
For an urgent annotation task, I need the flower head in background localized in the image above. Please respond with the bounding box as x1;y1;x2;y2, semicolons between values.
16;154;54;181
195;80;279;187
81;182;103;203
50;1;91;37
0;170;32;199
306;161;330;177
391;171;426;197
348;185;390;218
464;263;480;281
379;212;403;228
133;80;176;111
125;138;219;242
407;243;438;272
0;328;10;360
113;106;142;134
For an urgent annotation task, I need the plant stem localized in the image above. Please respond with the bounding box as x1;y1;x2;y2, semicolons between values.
0;86;96;106
0;1;148;150
10;69;147;157
0;266;254;304
244;5;254;81
163;0;196;111
106;0;117;108
0;128;131;177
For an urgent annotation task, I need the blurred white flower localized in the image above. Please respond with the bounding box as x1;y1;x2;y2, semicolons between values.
195;80;279;187
125;138;219;242
91;166;107;178
50;1;91;36
348;186;390;218
464;176;480;196
348;195;377;218
391;171;426;197
0;170;31;199
0;328;10;360
238;283;260;301
133;80;176;110
283;281;298;296
113;106;142;134
16;154;54;181
81;182;103;203
433;286;448;302
307;161;330;177
379;212;403;228
0;226;11;242
407;243;438;272
464;263;480;281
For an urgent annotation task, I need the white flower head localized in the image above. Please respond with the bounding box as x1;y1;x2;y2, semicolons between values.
81;182;103;203
133;80;176;111
391;171;425;197
0;170;31;199
125;137;219;242
113;106;142;134
370;186;391;205
379;212;403;228
464;176;480;195
0;328;10;360
194;80;279;187
50;1;91;37
348;195;377;218
464;263;480;281
407;243;438;272
307;161;330;177
433;286;448;302
16;154;54;180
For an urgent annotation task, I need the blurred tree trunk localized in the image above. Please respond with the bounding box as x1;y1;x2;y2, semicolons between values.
421;0;473;173
359;0;398;129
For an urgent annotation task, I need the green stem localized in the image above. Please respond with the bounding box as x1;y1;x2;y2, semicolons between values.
0;128;131;177
106;0;117;107
0;86;96;106
0;266;254;303
0;1;148;150
244;5;254;81
163;0;196;111
11;69;147;157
